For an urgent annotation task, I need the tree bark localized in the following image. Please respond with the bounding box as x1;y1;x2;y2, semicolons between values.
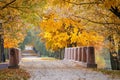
0;35;1;62
109;35;120;70
117;42;120;69
1;0;17;10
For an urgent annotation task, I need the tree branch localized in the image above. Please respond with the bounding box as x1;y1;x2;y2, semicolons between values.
73;15;120;25
1;0;16;10
64;0;102;5
109;6;120;19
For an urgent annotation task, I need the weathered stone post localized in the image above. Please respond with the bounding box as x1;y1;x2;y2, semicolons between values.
86;46;97;68
75;48;78;61
81;47;87;62
66;48;68;59
70;48;73;60
77;47;82;61
68;48;70;60
73;47;76;61
70;48;72;60
64;48;67;59
79;47;82;61
8;48;19;69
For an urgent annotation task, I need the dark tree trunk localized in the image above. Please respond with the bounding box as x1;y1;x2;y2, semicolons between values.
117;43;120;69
110;51;119;70
109;36;120;70
0;23;5;62
1;35;5;62
0;36;1;62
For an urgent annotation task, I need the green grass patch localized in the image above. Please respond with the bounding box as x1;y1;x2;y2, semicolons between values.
0;68;30;80
93;68;120;78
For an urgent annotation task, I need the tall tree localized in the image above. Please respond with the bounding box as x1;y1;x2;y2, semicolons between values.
40;12;103;51
0;0;47;62
55;0;120;70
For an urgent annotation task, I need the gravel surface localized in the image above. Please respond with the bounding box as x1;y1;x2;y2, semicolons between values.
20;57;120;80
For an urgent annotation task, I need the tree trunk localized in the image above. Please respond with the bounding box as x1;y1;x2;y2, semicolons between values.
109;35;120;70
0;23;2;62
110;51;118;70
0;35;1;62
1;36;5;62
117;43;120;70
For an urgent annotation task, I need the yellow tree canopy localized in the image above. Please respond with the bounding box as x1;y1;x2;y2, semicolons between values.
3;22;25;48
40;13;103;51
0;0;46;48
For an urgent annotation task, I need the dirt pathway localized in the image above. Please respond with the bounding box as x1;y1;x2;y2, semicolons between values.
19;57;120;80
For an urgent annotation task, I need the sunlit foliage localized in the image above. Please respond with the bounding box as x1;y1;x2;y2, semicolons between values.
40;13;103;51
0;0;46;48
0;68;30;80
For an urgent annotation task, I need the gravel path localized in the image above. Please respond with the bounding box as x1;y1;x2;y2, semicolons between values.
20;57;120;80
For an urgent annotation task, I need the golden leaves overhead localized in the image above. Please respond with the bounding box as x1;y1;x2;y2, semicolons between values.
40;13;103;51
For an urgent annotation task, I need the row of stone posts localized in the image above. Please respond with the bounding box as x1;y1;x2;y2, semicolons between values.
64;46;97;68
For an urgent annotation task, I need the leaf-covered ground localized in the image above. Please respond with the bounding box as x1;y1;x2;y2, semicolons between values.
93;68;120;79
0;68;30;80
20;57;120;80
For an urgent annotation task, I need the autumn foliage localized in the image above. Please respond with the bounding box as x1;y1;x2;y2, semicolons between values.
40;13;103;51
3;23;26;48
0;68;30;80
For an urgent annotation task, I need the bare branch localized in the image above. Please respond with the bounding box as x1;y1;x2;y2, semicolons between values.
1;0;16;10
73;15;120;25
109;6;120;19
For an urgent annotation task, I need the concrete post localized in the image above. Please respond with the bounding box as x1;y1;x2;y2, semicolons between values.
68;48;70;60
82;47;87;62
75;48;78;61
70;48;71;60
70;48;73;60
73;48;76;61
64;48;67;59
86;47;97;68
8;48;19;69
79;47;82;61
77;47;81;61
66;48;68;59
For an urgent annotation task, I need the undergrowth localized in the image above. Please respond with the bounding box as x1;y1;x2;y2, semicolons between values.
0;68;30;80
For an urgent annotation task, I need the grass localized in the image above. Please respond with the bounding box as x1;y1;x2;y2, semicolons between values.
0;68;30;80
93;68;120;79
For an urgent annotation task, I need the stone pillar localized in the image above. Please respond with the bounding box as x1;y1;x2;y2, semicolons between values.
66;48;68;59
79;47;82;61
77;47;79;61
73;48;76;61
8;48;19;69
64;48;67;59
67;48;70;59
71;48;73;60
75;48;78;61
67;48;69;59
82;47;87;62
69;48;71;60
77;47;81;61
86;47;97;68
